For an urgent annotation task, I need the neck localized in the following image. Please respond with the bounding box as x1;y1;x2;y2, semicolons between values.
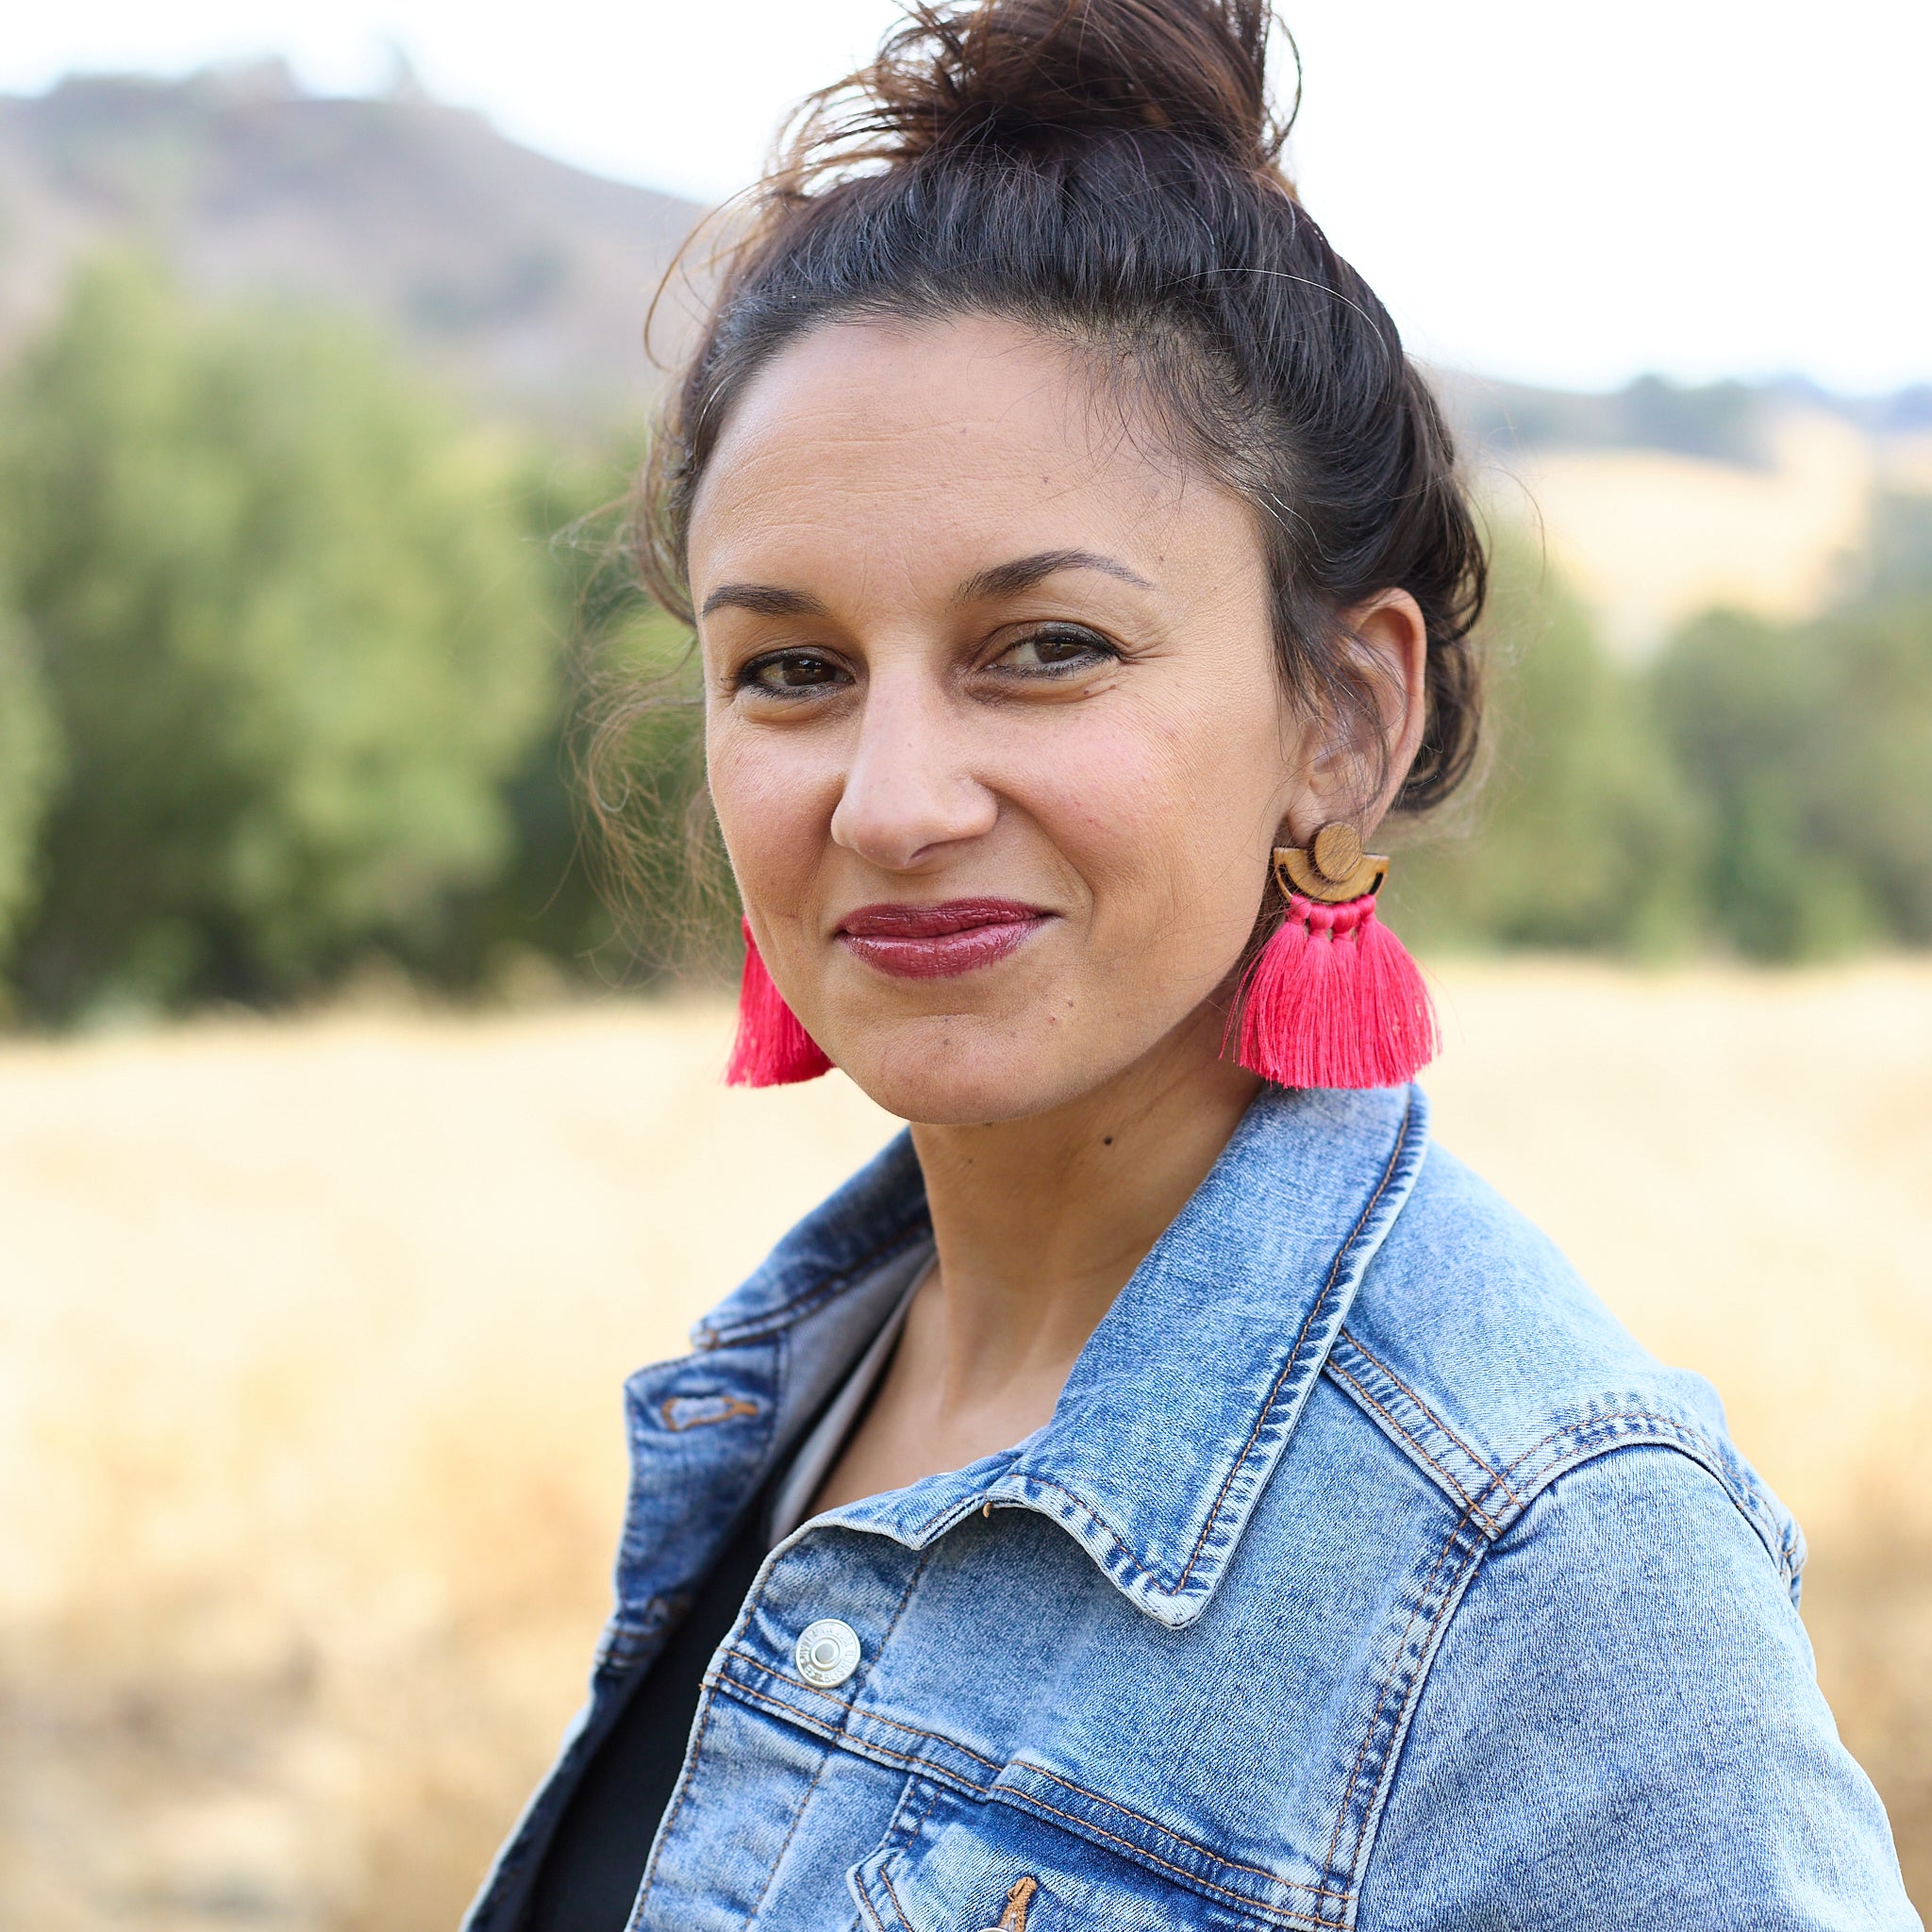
907;1003;1261;1407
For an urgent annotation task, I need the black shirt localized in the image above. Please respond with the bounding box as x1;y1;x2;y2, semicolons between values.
516;1271;921;1928
517;1491;771;1932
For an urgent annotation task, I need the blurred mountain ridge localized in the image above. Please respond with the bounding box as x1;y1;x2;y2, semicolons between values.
0;62;704;426
1438;368;1932;470
7;64;1932;453
4;62;1931;656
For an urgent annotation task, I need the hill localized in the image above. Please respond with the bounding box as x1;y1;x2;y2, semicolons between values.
0;62;704;425
3;63;1928;648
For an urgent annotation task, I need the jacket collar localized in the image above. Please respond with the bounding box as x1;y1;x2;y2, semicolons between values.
996;1081;1427;1624
687;1081;1429;1630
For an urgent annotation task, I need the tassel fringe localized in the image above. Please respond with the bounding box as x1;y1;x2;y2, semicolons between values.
1236;893;1438;1090
728;899;1429;1094
725;918;833;1087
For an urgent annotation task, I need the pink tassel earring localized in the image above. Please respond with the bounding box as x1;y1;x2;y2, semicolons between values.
1235;823;1439;1090
725;917;833;1087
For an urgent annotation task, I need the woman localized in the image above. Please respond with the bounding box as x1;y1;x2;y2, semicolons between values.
469;3;1916;1926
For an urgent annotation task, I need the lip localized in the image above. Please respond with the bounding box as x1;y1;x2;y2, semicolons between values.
836;898;1053;979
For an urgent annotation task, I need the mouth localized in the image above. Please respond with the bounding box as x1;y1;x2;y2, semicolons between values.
836;898;1053;979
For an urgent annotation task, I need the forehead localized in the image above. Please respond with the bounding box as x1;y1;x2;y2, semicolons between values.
686;314;1229;591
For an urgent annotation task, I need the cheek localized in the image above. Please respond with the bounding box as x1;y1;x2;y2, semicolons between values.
705;713;841;909
1016;686;1287;932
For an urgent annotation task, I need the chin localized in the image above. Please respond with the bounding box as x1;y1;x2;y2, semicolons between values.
832;1019;1091;1127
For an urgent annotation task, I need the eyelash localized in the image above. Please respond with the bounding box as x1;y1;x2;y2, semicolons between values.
734;625;1119;698
735;650;848;697
990;623;1118;675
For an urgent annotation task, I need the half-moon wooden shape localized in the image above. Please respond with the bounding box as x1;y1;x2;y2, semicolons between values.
1274;846;1390;904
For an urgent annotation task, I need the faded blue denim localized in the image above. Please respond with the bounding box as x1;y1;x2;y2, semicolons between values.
467;1084;1918;1929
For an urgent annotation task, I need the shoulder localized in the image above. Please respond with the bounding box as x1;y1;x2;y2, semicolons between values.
1332;1133;1803;1590
1357;1441;1916;1926
1316;1138;1915;1922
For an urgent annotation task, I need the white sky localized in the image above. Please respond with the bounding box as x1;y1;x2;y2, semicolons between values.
5;0;1927;394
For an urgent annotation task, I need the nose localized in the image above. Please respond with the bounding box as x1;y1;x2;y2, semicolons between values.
828;674;997;872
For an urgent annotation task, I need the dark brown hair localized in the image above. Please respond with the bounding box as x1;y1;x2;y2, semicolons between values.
637;0;1485;823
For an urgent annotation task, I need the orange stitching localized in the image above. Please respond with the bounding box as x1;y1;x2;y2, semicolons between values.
1320;1495;1479;1890
1478;1408;1795;1588
886;1769;941;1846
1172;1091;1416;1598
658;1393;759;1431
1475;1408;1730;1521
714;1674;1351;1917
1323;1359;1504;1537
995;1875;1038;1931
1322;1369;1775;1902
851;1865;893;1932
878;1863;916;1930
1014;1764;1310;1894
1332;1329;1524;1511
722;1651;1006;1768
724;1669;934;1764
744;1737;830;1920
641;1538;937;1907
969;1477;1160;1585
910;1100;1420;1607
1006;1790;1348;1926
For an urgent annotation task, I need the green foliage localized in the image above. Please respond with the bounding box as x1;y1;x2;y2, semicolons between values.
0;594;61;974
1653;595;1932;959
425;449;736;991
1389;529;1701;955
1867;491;1932;599
3;251;1926;1021
0;256;554;1018
575;594;738;986
407;449;630;987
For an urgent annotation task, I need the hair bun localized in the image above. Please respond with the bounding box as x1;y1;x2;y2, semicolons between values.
799;0;1291;177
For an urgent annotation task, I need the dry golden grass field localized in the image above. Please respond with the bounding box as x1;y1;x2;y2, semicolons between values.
2;962;1930;1928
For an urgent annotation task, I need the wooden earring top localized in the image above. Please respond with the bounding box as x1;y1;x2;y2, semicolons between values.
1274;821;1389;903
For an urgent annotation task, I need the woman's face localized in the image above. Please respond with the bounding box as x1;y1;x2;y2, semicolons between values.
689;314;1338;1125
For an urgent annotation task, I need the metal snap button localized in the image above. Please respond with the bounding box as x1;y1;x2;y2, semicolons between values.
794;1617;861;1688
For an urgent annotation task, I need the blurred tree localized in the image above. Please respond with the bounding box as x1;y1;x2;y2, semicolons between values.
572;582;738;988
1867;491;1932;599
425;447;739;993
0;256;554;1019
0;594;62;981
1653;594;1932;959
1388;526;1702;955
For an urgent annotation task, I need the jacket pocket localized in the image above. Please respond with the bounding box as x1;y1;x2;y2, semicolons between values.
847;1790;1266;1932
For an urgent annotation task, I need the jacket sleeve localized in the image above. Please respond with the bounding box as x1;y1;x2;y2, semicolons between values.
1357;1444;1921;1931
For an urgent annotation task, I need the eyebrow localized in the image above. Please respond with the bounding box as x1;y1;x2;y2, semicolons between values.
699;583;830;620
956;548;1153;602
696;547;1151;623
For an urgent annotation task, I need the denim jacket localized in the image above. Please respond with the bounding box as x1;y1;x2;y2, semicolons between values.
467;1084;1917;1930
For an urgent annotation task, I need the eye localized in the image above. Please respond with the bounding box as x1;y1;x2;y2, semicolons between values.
991;624;1118;675
739;650;850;697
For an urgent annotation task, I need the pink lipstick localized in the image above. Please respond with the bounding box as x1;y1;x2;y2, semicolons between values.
837;899;1051;979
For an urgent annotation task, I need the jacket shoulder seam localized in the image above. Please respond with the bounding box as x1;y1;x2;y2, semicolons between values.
1324;1331;1520;1531
1324;1345;1799;1588
1480;1412;1801;1586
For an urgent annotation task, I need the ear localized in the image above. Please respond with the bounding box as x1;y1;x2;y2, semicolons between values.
1299;590;1428;838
